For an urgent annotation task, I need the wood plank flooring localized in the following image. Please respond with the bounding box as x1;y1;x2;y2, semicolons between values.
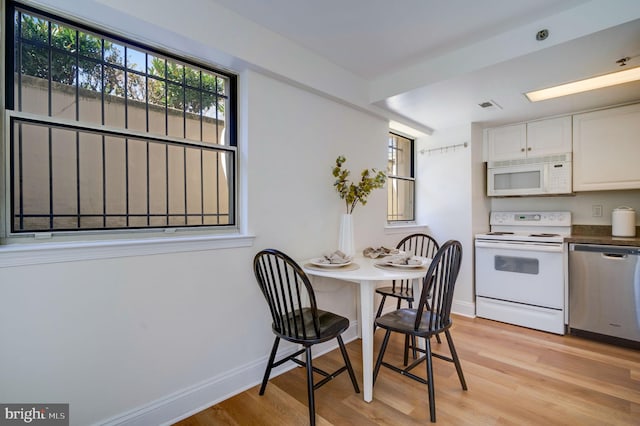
175;315;640;425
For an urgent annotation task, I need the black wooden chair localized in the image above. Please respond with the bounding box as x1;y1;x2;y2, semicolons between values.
253;249;360;426
373;240;467;423
375;233;440;362
375;233;439;320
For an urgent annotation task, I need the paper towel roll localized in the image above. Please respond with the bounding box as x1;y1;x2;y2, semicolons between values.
612;206;636;237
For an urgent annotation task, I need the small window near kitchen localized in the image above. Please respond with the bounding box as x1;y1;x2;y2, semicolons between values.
387;132;415;222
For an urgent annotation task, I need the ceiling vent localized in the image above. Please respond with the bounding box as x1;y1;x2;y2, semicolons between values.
478;100;503;110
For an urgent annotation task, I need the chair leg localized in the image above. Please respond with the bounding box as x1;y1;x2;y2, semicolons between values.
408;300;417;361
374;330;392;384
444;329;468;390
425;337;436;423
337;335;360;393
259;337;280;395
305;345;316;426
425;300;442;344
403;334;410;366
374;295;387;331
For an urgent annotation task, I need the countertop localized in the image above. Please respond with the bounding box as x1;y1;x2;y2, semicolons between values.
566;225;640;247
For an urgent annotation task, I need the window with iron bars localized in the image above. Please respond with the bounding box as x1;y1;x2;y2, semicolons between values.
387;132;415;222
4;3;237;235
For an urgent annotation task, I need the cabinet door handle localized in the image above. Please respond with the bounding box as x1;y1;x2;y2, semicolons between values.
527;147;532;151
521;148;525;152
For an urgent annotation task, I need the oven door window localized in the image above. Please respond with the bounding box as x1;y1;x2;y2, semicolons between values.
494;255;539;275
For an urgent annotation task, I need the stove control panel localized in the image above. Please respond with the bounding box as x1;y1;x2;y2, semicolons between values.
490;211;571;227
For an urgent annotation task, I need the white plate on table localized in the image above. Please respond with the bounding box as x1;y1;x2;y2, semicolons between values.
376;257;429;268
309;258;353;268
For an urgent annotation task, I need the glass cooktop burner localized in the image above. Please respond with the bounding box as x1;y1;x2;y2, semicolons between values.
528;233;560;237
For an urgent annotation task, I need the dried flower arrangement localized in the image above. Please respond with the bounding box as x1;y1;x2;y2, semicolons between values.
332;155;386;214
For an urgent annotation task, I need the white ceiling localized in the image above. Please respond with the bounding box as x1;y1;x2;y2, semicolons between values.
213;0;640;132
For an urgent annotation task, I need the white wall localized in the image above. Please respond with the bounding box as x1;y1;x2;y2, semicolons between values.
0;2;391;425
246;69;389;320
492;189;640;226
415;124;479;316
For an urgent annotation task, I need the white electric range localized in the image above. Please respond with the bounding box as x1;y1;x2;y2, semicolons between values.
474;211;571;334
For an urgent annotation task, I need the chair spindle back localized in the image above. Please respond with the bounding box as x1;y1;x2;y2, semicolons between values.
254;249;320;340
415;240;462;332
393;233;440;292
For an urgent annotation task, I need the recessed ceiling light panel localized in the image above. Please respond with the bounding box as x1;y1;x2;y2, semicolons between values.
525;66;640;102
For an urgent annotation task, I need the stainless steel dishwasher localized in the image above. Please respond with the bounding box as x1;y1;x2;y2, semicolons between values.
569;243;640;348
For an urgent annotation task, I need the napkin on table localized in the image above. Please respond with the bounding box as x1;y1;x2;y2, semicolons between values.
362;246;400;258
316;250;352;264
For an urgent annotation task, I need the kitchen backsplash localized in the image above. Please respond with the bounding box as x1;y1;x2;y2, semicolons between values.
491;189;640;225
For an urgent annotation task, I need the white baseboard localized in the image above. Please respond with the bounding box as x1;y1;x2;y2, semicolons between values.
452;299;476;318
99;323;359;426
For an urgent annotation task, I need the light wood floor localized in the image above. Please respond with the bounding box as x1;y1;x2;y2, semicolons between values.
175;315;640;425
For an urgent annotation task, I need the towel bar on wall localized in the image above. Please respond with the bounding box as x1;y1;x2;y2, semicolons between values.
419;142;468;155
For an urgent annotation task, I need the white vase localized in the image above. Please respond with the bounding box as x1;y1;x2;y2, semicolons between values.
338;213;355;257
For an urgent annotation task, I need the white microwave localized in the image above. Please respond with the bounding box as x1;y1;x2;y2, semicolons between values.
487;154;572;197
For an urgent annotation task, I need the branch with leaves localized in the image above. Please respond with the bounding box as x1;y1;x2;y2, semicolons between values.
332;156;387;214
19;13;225;113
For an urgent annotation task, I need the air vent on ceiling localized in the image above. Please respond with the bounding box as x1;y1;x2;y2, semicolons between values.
478;100;503;110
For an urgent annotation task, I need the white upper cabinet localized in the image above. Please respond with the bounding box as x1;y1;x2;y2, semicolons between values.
573;103;640;191
526;116;572;157
485;116;572;162
485;124;526;162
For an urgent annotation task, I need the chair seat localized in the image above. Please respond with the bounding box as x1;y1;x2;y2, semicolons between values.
375;308;450;337
275;307;350;344
375;286;413;300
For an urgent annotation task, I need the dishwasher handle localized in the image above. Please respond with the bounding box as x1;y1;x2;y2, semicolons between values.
570;243;640;256
603;252;627;259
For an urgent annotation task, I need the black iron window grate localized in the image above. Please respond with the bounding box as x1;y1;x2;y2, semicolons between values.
11;6;232;145
5;3;238;234
11;117;234;233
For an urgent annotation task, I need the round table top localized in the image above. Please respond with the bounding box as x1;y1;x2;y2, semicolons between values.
301;255;430;283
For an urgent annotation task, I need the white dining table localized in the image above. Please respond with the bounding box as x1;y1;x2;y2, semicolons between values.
301;255;430;402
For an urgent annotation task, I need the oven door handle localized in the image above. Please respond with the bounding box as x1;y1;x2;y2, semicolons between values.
475;240;564;253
